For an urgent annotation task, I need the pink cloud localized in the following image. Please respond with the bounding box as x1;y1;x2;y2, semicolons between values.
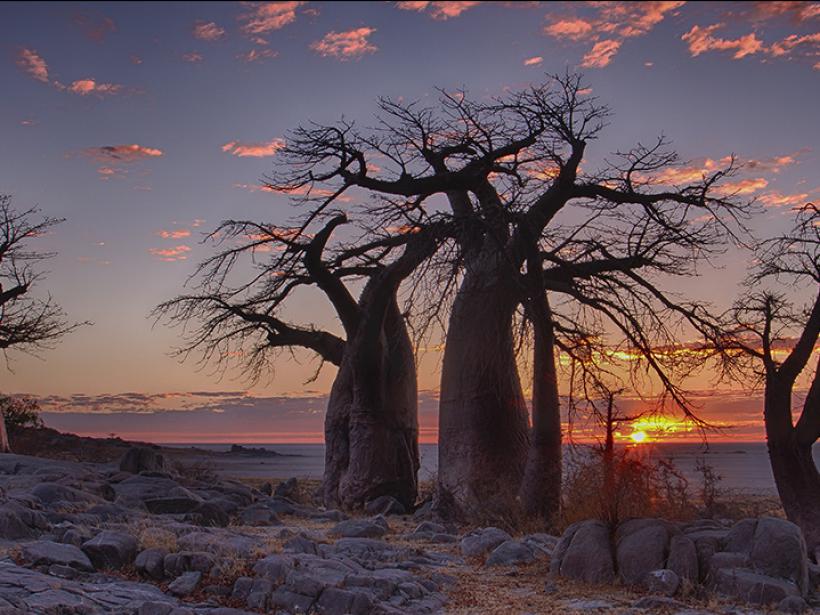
193;20;225;41
759;191;812;208
745;150;808;173
544;18;594;41
769;32;820;60
396;1;479;20
682;23;765;59
544;2;683;68
80;144;164;164
149;245;191;262
310;27;378;60
72;13;116;42
96;166;126;180
182;51;204;63
750;1;820;23
157;229;192;239
222;138;285;157
717;177;769;195
523;56;543;66
130;54;143;65
237;48;279;63
239;1;305;35
20;119;37;127
64;78;123;96
581;39;622;68
16;48;49;82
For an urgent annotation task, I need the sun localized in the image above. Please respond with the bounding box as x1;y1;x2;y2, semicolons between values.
630;430;649;444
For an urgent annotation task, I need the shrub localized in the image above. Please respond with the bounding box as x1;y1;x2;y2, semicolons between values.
0;396;44;429
561;444;696;529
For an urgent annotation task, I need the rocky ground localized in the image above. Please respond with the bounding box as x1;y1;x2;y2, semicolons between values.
0;445;817;614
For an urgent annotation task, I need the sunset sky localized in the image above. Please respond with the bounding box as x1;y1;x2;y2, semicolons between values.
1;1;818;443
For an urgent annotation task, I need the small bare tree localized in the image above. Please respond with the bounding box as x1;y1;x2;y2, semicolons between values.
0;195;80;452
715;204;819;548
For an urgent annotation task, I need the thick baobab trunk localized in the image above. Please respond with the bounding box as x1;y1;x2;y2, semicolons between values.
765;380;820;552
518;288;562;527
0;417;10;453
437;261;530;519
323;300;419;510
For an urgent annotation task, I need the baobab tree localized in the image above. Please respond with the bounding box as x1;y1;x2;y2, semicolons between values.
716;204;819;549
157;209;451;510
0;195;79;452
270;73;748;522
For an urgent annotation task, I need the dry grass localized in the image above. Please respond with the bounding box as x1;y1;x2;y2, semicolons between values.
129;522;179;552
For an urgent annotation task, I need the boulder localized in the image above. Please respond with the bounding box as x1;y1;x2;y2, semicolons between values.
314;587;372;615
0;504;39;539
163;551;215;577
31;482;101;508
643;569;680;596
414;522;447;535
274;477;298;499
187;501;230;527
119;447;166;474
550;520;615;584
725;517;757;553
749;517;808;593
778;595;809;613
239;505;280;526
329;519;387;539
136;548;168;580
81;530;138;569
364;495;406;516
167;571;201;597
616;518;674;586
666;534;698;582
460;527;512;558
485;540;536;567
144;496;202;514
22;540;94;571
712;567;801;605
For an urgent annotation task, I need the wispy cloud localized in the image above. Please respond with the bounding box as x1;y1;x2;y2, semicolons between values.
582;39;622;68
310;27;378;60
80;144;164;164
544;1;685;68
149;245;191;262
682;24;764;59
222;138;285;157
157;229;192;239
17;48;126;95
239;1;306;36
523;55;543;66
395;1;479;20
72;13;116;42
97;166;126;180
16;48;49;82
237;48;278;63
193;20;225;41
62;78;123;96
759;191;812;208
182;51;204;63
681;16;820;69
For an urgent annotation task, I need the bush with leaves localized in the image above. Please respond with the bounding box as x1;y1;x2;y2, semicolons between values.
0;395;43;430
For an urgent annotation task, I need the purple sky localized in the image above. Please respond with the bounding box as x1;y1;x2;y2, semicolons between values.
1;2;818;442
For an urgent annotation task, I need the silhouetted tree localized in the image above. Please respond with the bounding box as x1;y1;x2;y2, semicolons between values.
0;195;79;452
715;204;819;549
270;74;748;522
157;210;450;509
